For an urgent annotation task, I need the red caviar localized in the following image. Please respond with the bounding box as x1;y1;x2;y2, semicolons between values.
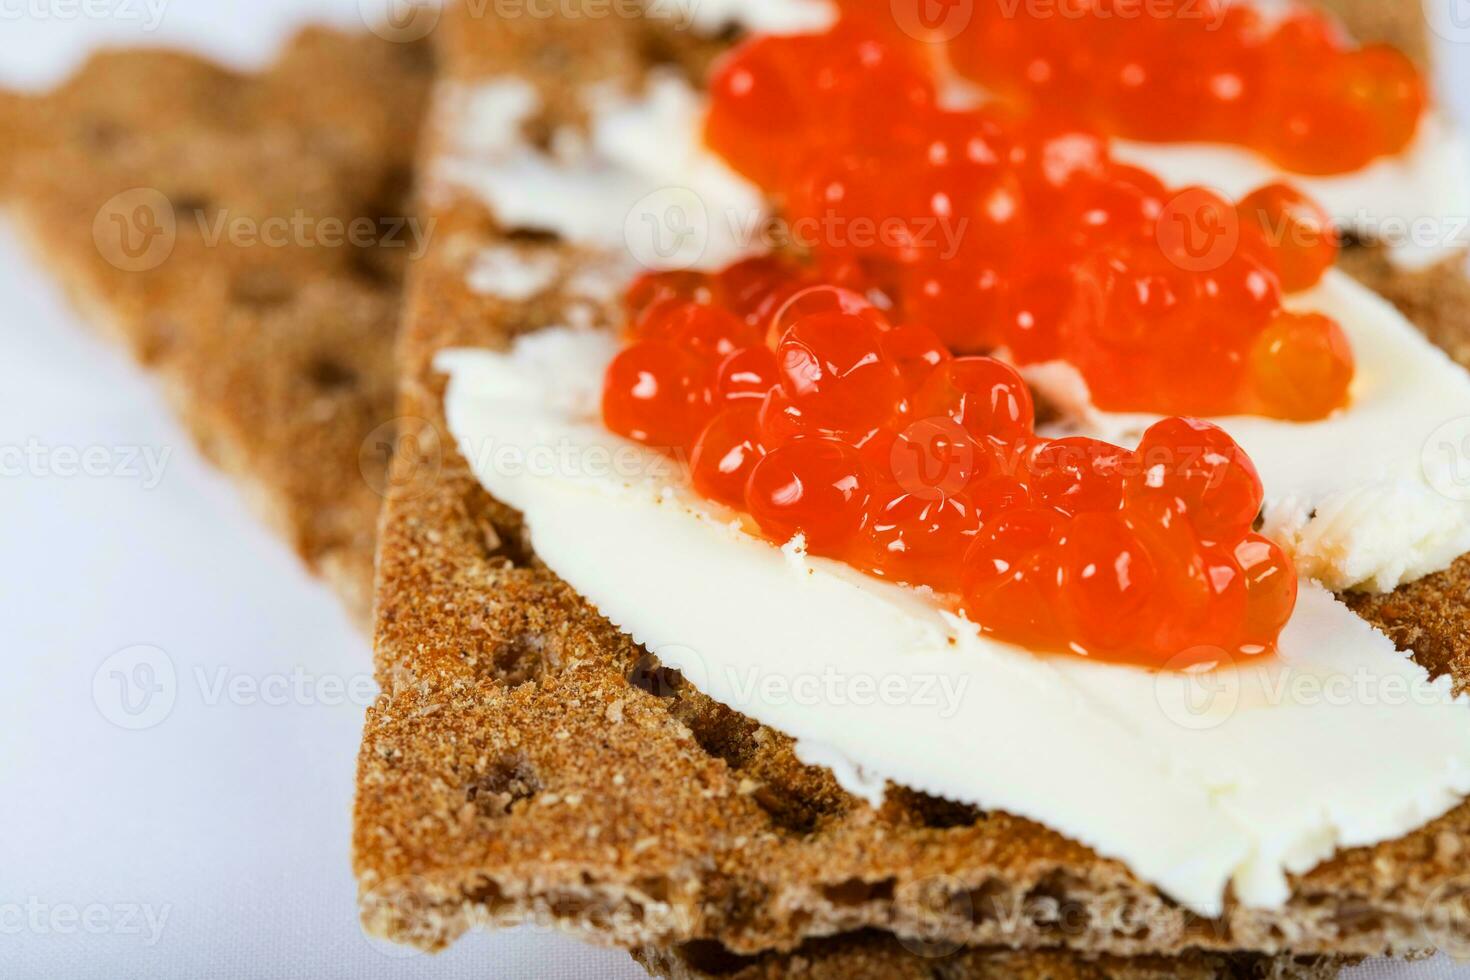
591;13;1371;667
703;24;1357;421
1237;183;1341;293
603;263;1294;668
940;2;1424;174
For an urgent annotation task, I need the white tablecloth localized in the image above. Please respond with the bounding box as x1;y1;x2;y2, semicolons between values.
2;4;1467;978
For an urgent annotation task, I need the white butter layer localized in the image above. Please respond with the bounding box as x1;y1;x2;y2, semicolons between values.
438;73;768;272
1022;269;1470;593
1113;115;1470;272
466;246;559;301
438;327;1470;917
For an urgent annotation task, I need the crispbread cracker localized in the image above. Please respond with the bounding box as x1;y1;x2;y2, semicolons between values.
356;0;1470;966
0;31;1330;980
0;33;1350;980
635;936;1346;980
1;29;433;625
8;7;1454;978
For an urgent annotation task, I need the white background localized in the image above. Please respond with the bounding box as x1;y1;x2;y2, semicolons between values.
1;2;1468;978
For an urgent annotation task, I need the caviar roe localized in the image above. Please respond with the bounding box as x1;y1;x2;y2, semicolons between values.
704;24;1355;420
603;264;1296;668
936;1;1425;175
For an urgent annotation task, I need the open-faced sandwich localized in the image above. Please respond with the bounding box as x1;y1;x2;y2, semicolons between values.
7;1;1469;976
356;1;1470;975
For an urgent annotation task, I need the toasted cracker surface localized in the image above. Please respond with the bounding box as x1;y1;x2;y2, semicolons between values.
0;29;1297;980
0;13;1445;980
1;29;433;625
357;0;1470;965
636;936;1347;980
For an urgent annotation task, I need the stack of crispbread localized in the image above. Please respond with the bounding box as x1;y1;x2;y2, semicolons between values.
4;2;1468;977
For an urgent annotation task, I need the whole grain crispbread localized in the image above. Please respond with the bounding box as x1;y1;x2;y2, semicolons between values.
634;935;1348;980
1;8;1449;978
356;0;1470;965
0;32;1331;980
0;36;1243;980
0;29;433;626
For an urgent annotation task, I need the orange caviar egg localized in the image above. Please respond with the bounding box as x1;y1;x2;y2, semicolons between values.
1056;511;1160;655
1235;533;1299;654
1128;417;1264;544
767;285;889;348
602;341;710;450
624;269;711;328
744;438;874;553
705;25;934;188
777;312;905;434
691;405;767;508
715;256;810;328
911;358;1035;448
881;323;951;390
901;260;1010;352
1029;438;1130;517
1237;183;1340;292
1003;271;1076;364
875;416;988;498
639;301;758;361
602;258;1292;668
701;24;1357;422
943;1;1425;174
715;347;780;404
1342;45;1426;154
960;506;1066;652
862;491;983;593
1249;311;1355;421
585;13;1382;668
